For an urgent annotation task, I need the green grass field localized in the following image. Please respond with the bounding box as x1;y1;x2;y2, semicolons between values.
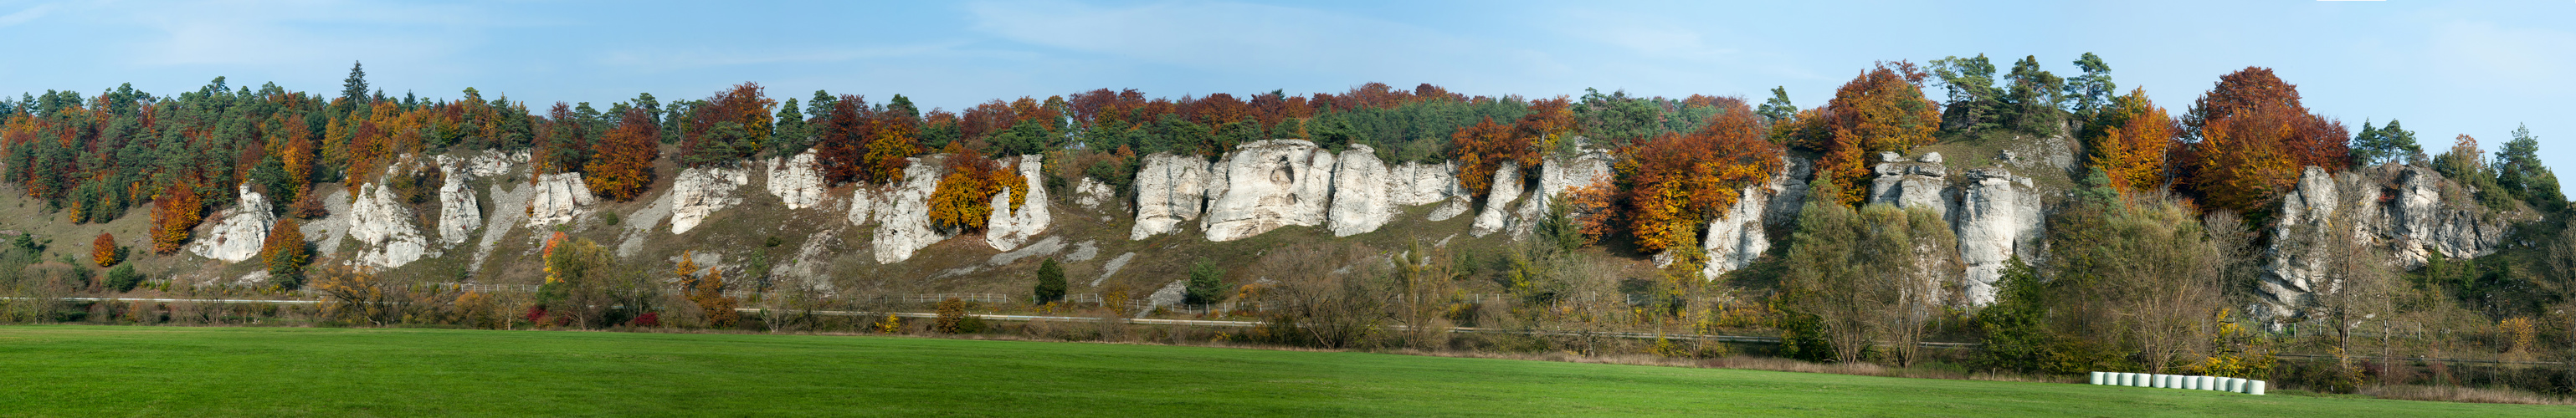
0;326;2562;417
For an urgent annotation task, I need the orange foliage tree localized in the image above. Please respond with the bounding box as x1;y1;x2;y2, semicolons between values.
926;155;1026;233
1610;107;1787;253
1450;117;1532;198
2087;88;2176;192
1786;62;1942;206
150;179;204;254
91;232;120;267
2178;67;2349;215
815;96;920;185
261;217;310;288
584;107;659;201
680;82;776;166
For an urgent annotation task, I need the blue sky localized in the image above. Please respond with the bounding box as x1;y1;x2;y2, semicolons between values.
2;0;2570;190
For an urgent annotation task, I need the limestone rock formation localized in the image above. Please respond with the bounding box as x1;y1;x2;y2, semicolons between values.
1511;150;1615;238
346;182;430;268
669;166;750;234
2258;166;2527;321
1469;162;1524;237
1952;167;2044;305
1200;140;1336;242
1699;156;1811;279
435;162;480;246
187;184;275;263
1326;145;1395;237
1131;153;1212;239
766;150;827;210
1389;161;1473;222
1074;177;1118;212
986;155;1052;251
1869;152;1950;220
872;156;952;263
526;172;595;227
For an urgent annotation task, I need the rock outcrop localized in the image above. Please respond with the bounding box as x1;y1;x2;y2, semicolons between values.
1869;152;1950;220
1131;153;1212;239
1326;145;1395;237
669;166;750;234
187;184;275;263
2258;166;2527;321
1700;156;1811;279
1074;177;1118;212
346;182;430;268
435;162;480;246
987;155;1052;251
1469;162;1525;237
1390;161;1473;222
1511;150;1615;238
766;150;827;210
525;172;594;227
1952;167;2044;305
871;156;952;263
1200;140;1336;242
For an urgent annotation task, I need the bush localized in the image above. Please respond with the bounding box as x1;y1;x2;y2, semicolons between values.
934;298;985;334
105;264;144;293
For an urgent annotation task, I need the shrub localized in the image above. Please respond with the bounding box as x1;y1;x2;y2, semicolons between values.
934;298;985;334
90;232;121;268
104;264;144;293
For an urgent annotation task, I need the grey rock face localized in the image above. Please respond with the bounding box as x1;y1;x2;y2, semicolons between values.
526;172;595;227
435;162;481;246
765;150;827;210
347;181;429;269
1327;145;1395;237
187;183;275;263
1869;157;1950;220
872;156;953;263
987;155;1052;251
1513;149;1616;238
1130;153;1212;240
1074;177;1118;212
668;166;750;234
2259;166;2527;321
1952;168;2045;306
1469;161;1525;237
1201;140;1336;242
1700;156;1813;280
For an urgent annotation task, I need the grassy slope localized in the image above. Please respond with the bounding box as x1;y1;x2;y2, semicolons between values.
0;326;2561;417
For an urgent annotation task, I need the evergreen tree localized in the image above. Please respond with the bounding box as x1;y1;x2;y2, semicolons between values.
1930;54;2003;135
341;61;369;107
1034;258;1067;304
2064;53;2117;118
1185;259;1226;306
771;98;810;156
2496;125;2563;211
1758;86;1798;126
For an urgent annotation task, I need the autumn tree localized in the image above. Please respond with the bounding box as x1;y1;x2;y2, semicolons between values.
584;107;659;201
2178;67;2350;215
680;82;775;166
926;154;1025;233
2084;89;2175;192
91;232;121;267
262;218;310;289
151;179;204;254
1610;107;1785;254
1450;117;1532;197
1787;62;1942;206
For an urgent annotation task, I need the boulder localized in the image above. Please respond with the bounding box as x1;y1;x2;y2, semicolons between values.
1130;153;1212;240
765;150;827;210
526;172;595;227
1952;168;2045;306
669;166;750;234
186;183;275;263
872;156;952;263
987;155;1052;251
1201;140;1336;242
346;182;429;268
1326;145;1395;237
